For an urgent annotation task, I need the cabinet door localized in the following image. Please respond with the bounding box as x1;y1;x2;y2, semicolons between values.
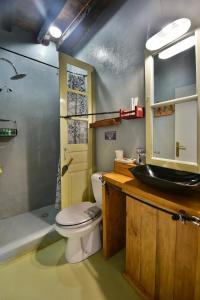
125;196;157;299
174;221;200;300
102;184;126;258
156;210;200;300
156;210;176;300
125;196;200;300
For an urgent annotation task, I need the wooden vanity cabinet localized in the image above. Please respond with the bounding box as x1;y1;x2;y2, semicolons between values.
125;196;200;300
102;183;126;258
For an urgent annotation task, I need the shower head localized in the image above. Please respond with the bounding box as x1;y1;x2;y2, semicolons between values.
0;58;26;80
10;73;26;80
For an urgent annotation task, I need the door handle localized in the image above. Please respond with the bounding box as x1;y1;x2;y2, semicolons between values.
176;142;186;157
172;213;200;227
62;158;73;176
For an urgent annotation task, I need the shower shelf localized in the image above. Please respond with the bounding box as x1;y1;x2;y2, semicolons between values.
90;117;121;128
89;107;145;128
0;119;17;137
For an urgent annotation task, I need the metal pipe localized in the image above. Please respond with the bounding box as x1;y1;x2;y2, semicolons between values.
0;58;18;74
60;109;136;119
0;46;59;70
60;111;120;119
0;57;26;80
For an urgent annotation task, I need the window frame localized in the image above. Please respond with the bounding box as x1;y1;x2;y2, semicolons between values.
145;28;200;173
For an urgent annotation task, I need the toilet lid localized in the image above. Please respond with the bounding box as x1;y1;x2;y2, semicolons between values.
56;202;101;227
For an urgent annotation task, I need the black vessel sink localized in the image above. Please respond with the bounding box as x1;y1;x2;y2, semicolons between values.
129;165;200;192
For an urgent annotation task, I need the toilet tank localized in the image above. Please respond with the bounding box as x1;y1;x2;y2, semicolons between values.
91;172;104;207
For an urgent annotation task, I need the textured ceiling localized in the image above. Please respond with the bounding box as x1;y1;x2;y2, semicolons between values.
0;0;65;33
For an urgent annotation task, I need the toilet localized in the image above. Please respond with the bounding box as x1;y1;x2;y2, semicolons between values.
55;172;103;263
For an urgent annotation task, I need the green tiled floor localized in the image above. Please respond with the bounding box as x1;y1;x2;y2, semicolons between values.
0;239;140;300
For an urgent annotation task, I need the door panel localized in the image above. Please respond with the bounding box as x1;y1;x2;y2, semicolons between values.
174;84;197;163
102;185;126;258
174;222;199;300
156;211;176;300
175;101;197;162
59;53;94;208
71;170;88;204
126;197;157;299
125;196;200;299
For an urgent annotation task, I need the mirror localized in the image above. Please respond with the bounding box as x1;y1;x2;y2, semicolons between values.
145;29;200;173
153;101;197;162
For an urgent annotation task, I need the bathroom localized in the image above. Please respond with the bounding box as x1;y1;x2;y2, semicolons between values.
0;0;200;299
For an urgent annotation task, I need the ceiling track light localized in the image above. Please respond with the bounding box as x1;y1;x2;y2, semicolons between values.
146;18;191;51
49;25;62;39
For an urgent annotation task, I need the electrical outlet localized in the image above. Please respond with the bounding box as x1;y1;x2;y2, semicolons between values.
105;131;116;140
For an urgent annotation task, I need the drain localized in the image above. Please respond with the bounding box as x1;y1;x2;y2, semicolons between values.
41;212;49;218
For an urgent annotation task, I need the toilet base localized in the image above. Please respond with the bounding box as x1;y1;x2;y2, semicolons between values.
65;224;101;263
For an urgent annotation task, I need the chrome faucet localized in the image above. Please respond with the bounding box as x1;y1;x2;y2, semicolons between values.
136;148;146;165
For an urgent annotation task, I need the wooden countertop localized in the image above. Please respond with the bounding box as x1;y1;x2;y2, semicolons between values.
103;172;133;188
123;177;200;218
103;171;200;218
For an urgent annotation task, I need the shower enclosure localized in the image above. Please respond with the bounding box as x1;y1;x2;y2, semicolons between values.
0;47;60;262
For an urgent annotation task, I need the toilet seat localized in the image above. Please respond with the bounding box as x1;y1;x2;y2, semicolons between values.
56;202;102;229
55;214;102;238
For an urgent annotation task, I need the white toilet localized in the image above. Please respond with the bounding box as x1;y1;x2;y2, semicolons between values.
55;172;103;263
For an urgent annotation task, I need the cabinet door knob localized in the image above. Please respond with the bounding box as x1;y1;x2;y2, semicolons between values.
172;213;200;227
172;214;180;221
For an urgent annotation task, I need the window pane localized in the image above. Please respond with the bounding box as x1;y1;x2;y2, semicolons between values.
153;113;175;160
68;120;88;144
67;92;88;116
154;45;196;103
153;101;197;163
67;64;87;93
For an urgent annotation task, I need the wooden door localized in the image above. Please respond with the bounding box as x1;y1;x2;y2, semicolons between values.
59;53;94;208
125;196;157;299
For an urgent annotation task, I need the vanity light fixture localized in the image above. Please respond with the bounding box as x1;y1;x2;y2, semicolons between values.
158;35;195;59
49;25;62;39
146;18;191;51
